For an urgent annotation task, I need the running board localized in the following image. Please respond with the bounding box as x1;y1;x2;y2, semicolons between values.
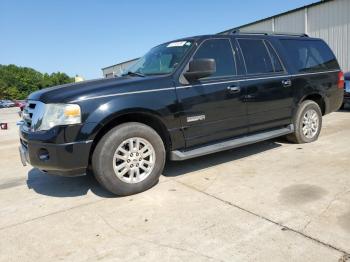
170;124;294;161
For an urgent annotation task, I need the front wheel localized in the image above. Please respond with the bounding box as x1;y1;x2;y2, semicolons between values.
92;122;165;196
286;100;322;144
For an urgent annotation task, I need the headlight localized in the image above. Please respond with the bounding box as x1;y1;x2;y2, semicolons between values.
38;104;81;131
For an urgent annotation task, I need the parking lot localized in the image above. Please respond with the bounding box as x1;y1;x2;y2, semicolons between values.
0;107;349;261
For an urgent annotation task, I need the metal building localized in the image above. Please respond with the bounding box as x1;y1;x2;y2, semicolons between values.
102;0;350;77
220;0;350;73
101;58;139;78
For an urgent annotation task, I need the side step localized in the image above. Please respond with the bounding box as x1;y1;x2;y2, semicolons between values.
170;124;294;161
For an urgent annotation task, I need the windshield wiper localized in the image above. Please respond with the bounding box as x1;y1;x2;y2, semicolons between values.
122;71;145;77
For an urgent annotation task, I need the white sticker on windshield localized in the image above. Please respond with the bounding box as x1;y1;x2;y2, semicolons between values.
167;41;188;47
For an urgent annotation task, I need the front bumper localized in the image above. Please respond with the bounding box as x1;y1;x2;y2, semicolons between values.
19;125;93;176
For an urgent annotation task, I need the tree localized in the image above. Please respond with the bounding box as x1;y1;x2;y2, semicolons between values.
0;79;8;98
0;64;74;99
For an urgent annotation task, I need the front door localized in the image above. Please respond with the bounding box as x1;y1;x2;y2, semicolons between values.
176;38;248;147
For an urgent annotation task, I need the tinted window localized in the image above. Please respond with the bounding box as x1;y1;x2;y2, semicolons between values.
238;39;274;74
266;41;284;72
193;39;236;77
280;39;339;73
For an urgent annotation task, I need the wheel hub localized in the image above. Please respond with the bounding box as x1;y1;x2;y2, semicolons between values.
127;152;142;167
112;137;155;184
302;109;319;139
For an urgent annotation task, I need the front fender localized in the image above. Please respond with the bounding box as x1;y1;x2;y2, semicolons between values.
76;89;184;147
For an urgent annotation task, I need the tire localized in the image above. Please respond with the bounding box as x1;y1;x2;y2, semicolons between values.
92;122;165;196
286;100;322;144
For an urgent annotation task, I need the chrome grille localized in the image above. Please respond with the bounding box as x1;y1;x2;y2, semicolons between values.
22;102;36;128
22;101;46;131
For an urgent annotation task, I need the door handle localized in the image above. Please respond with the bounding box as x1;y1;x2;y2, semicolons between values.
282;79;292;87
227;86;241;93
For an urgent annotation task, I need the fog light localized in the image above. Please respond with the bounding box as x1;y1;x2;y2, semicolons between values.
38;149;49;161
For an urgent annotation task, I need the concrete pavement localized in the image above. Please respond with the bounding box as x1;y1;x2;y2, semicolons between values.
0;107;349;261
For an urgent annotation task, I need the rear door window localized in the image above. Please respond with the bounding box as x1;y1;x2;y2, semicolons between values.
265;41;284;73
237;39;274;74
280;39;339;73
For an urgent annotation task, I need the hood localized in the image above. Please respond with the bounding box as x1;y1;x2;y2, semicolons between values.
28;75;171;103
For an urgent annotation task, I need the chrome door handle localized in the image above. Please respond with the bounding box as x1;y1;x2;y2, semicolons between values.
227;86;241;93
282;79;292;87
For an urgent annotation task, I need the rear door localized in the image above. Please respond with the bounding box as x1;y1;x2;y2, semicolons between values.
236;38;294;133
175;38;248;147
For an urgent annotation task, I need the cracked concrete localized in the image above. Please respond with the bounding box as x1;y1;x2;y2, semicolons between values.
302;188;350;233
0;107;350;261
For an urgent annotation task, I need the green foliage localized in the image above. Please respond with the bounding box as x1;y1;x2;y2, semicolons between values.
0;64;74;99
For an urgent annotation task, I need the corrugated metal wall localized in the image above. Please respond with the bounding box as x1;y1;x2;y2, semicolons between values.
241;19;273;31
308;0;350;73
275;9;305;33
238;0;350;72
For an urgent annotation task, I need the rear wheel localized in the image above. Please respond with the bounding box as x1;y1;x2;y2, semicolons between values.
92;122;165;196
286;100;322;144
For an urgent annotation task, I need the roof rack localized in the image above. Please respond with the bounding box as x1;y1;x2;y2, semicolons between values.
220;29;309;37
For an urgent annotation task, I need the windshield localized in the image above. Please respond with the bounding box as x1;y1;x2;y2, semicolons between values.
125;40;193;76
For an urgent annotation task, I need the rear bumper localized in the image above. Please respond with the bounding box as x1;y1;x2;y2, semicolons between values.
19;126;92;177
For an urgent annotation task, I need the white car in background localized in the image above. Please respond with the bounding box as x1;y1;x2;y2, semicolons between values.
0;100;16;108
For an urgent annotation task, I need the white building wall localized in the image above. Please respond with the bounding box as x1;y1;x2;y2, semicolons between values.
275;9;305;33
240;19;273;31
307;0;350;72
236;0;350;72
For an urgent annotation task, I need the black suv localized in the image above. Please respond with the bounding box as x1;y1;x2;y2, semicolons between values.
19;32;344;195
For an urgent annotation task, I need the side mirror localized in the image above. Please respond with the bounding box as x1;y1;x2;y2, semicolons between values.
184;58;216;81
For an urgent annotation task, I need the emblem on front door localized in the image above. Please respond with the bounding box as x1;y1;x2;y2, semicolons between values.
187;115;206;123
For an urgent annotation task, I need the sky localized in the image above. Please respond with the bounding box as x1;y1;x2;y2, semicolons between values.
0;0;318;79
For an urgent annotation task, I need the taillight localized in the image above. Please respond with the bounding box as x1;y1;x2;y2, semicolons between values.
338;71;345;89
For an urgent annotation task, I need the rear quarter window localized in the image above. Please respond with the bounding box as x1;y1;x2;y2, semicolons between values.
280;39;339;73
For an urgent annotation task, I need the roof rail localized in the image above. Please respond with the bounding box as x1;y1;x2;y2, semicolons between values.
220;29;309;37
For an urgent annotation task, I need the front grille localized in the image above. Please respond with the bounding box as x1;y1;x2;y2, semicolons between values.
22;101;45;131
22;101;37;128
